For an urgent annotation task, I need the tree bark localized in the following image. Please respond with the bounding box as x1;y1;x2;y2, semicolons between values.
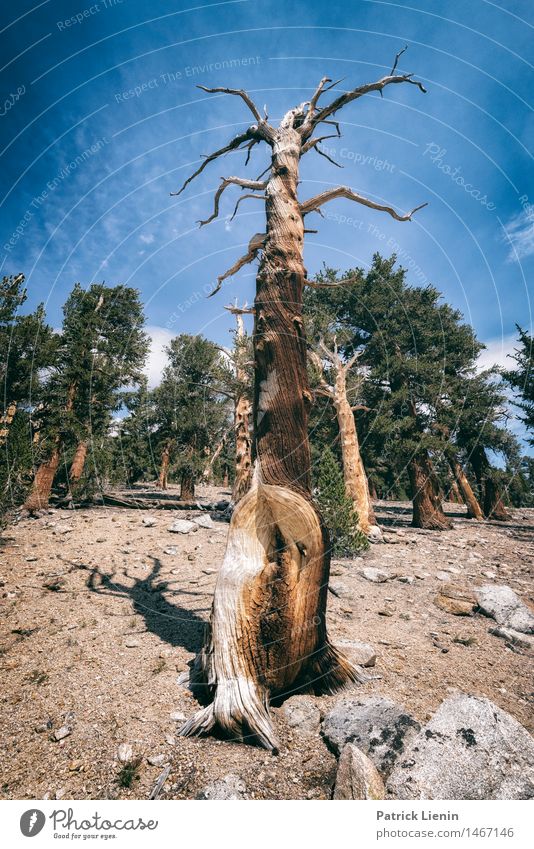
331;364;379;537
69;439;88;486
180;468;195;501
409;450;452;530
448;456;483;520
181;123;358;753
0;401;17;447
157;443;171;491
232;394;252;503
470;445;510;521
23;447;61;513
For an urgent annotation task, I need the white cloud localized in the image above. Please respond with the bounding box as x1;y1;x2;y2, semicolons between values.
144;325;174;388
477;332;518;372
139;233;155;245
503;210;534;262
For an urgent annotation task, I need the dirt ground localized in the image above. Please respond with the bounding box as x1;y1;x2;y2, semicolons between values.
1;485;533;800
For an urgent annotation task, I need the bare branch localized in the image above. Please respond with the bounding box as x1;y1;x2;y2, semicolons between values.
308;351;333;396
197;85;264;123
391;45;408;75
208;232;266;298
170;130;256;197
314;145;342;168
351;404;371;413
230;193;267;221
199;176;267;226
301;134;338;155
318;338;341;366
300;186;427;222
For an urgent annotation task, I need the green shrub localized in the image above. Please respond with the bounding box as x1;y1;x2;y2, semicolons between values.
315;447;369;556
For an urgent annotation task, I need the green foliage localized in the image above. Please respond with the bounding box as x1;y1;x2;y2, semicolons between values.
503;325;533;443
315;447;369;556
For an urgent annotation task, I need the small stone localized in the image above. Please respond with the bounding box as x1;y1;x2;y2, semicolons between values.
95;538;106;543
168;520;198;534
69;760;83;771
52;726;71;742
396;575;414;584
280;695;321;734
142;518;157;527
361;568;389;583
329;582;352;598
196;773;247;800
333;743;386;799
147;753;168;767
25;555;38;562
193;515;216;530
170;711;186;722
117;743;133;762
337;640;376;667
202;568;217;575
163;547;178;556
187;553;196;562
124;637;140;648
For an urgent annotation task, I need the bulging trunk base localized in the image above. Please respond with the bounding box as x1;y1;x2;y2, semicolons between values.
179;479;361;751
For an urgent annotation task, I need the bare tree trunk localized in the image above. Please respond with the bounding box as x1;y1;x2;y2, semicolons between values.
448;456;483;520
23;447;61;513
447;478;462;504
180;468;195;501
202;435;226;485
232;394;252;502
181;123;357;753
470;445;510;521
409;450;452;530
157;443;171;490
69;439;88;486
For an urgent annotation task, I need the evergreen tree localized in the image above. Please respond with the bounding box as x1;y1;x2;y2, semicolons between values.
503;325;533;443
315;446;368;555
152;334;229;498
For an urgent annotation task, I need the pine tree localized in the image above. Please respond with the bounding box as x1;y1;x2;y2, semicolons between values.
315;446;369;555
503;326;533;443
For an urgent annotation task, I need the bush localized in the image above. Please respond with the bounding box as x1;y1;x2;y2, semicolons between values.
315;447;369;556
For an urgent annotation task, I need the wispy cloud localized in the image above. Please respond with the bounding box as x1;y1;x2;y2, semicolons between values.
503;210;534;262
140;233;155;245
477;332;518;371
144;325;174;388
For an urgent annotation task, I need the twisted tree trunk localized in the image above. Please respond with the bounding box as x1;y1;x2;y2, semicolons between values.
448;455;483;520
69;439;88;487
470;445;510;521
409;450;452;530
180;468;195;501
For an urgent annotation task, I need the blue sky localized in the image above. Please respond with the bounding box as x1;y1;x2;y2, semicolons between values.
1;0;532;440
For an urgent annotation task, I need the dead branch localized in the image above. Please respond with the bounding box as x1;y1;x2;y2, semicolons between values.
199;176;267;226
197;85;265;124
300;186;427;221
230;192;267;221
170;130;258;197
208;232;266;297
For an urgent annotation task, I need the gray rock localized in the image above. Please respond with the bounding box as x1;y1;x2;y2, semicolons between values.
196;773;247;800
142;517;157;527
117;743;133;763
476;585;534;634
169;710;186;722
53;726;72;742
387;694;534;800
488;626;534;651
322;697;420;775
396;575;415;584
163;547;178;556
361;568;390;583
167;520;198;534
337;640;377;667
333;743;386;799
193;514;216;530
329;582;352;598
280;695;321;734
147;753;168;767
124;637;140;648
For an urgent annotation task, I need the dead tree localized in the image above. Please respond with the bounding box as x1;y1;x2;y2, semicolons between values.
225;302;254;504
448;455;483;520
310;341;380;539
175;52;427;751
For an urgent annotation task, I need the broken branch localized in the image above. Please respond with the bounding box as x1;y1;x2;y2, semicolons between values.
208;232;266;298
300;186;427;222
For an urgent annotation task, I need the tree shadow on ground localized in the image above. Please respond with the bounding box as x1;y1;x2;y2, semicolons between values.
84;556;208;654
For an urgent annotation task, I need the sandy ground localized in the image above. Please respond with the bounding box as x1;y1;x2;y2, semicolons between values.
1;485;532;800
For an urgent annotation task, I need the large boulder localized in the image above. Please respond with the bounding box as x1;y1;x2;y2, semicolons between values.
387;694;534;799
476;585;534;634
333;744;386;799
322;697;420;775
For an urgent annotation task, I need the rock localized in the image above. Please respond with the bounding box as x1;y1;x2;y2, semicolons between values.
322;697;420;775
170;710;186;722
361;567;390;583
280;695;321;734
329;582;352;598
333;743;386;799
52;726;71;742
387;694;534;800
382;533;400;544
476;585;534;634
43;576;66;592
95;538;106;543
337;640;377;667
187;553;196;562
25;555;38;562
488;626;534;651
163;547;178;556
142;517;157;527
193;515;216;530
124;637;140;648
396;575;414;584
147;753;168;767
196;773;247;800
434;583;476;616
117;743;133;763
167;520;198;534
